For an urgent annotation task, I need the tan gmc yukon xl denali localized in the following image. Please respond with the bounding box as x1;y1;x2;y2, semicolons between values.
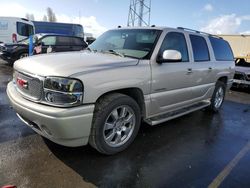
7;27;235;154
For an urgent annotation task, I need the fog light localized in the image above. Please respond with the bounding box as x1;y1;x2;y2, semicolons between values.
45;91;78;104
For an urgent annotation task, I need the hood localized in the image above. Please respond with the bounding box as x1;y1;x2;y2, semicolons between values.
235;66;250;75
14;51;139;77
2;43;27;49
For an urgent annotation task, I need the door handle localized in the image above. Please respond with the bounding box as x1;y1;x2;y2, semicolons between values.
187;68;193;74
208;67;213;72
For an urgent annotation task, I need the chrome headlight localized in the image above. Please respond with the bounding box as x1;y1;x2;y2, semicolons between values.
43;77;84;107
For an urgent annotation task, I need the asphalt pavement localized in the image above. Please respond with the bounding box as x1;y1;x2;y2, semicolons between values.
0;59;250;188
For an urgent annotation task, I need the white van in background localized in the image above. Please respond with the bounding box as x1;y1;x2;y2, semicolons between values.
0;17;34;44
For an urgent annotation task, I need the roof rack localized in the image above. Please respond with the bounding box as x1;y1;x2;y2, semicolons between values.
21;18;29;22
177;27;222;39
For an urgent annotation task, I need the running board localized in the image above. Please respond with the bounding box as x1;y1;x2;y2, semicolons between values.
145;101;211;126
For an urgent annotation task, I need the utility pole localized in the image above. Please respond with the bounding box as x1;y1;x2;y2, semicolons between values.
127;0;151;27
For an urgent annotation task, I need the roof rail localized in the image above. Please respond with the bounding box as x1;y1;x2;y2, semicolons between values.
177;27;222;39
21;18;29;22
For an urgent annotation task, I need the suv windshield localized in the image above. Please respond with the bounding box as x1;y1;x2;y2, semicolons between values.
18;35;43;45
89;29;161;59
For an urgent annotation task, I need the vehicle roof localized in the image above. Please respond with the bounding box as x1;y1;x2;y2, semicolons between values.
112;26;222;39
32;21;82;27
0;17;32;23
35;33;83;38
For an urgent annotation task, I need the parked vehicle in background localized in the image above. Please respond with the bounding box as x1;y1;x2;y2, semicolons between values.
218;35;250;89
0;33;87;64
32;21;84;38
85;32;96;44
0;17;34;44
7;27;235;155
233;59;250;89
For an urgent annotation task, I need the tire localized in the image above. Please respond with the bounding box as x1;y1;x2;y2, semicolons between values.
89;93;141;155
18;52;29;59
207;81;226;112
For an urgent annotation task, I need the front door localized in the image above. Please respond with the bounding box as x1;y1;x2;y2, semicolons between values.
150;31;194;116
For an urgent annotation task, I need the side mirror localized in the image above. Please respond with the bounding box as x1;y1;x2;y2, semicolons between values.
34;37;39;45
86;37;96;45
37;42;45;46
157;50;182;63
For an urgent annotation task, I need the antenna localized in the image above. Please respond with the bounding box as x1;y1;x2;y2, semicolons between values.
127;0;151;27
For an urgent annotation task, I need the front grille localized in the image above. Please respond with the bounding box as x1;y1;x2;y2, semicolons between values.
0;45;6;51
247;74;250;81
14;71;43;101
234;72;245;80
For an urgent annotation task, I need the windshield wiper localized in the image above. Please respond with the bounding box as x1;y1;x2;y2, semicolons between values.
102;50;124;57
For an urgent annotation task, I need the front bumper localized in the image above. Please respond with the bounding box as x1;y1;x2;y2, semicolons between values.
0;51;14;62
7;82;95;147
233;79;250;88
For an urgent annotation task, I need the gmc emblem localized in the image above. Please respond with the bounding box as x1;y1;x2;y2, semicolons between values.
17;77;28;89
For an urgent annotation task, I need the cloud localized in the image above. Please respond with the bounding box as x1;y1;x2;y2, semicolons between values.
55;15;107;37
201;14;250;34
240;30;250;35
203;4;213;12
0;2;29;17
0;2;106;37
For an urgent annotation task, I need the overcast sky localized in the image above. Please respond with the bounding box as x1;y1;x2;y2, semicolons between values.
1;0;250;37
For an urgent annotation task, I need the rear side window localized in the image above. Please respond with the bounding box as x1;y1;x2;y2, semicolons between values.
209;37;234;61
41;36;56;45
57;36;72;45
190;35;210;62
159;32;189;62
16;22;34;36
72;38;85;46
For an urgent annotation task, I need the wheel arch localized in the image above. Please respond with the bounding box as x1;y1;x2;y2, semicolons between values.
95;88;146;118
217;76;228;85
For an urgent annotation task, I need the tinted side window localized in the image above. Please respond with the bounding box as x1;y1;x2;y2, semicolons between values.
72;38;84;46
159;32;189;62
41;36;56;45
57;36;72;45
190;35;210;62
209;37;234;61
16;22;34;36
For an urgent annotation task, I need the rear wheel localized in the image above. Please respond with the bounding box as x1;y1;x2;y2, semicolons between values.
208;81;226;112
89;93;141;155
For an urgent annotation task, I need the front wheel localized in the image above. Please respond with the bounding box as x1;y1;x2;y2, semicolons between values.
18;52;29;59
208;81;226;112
89;93;141;155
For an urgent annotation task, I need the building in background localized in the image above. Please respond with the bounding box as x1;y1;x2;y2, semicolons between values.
219;35;250;62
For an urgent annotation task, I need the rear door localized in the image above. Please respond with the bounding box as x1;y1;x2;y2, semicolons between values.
71;37;87;51
56;36;73;52
188;34;216;99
